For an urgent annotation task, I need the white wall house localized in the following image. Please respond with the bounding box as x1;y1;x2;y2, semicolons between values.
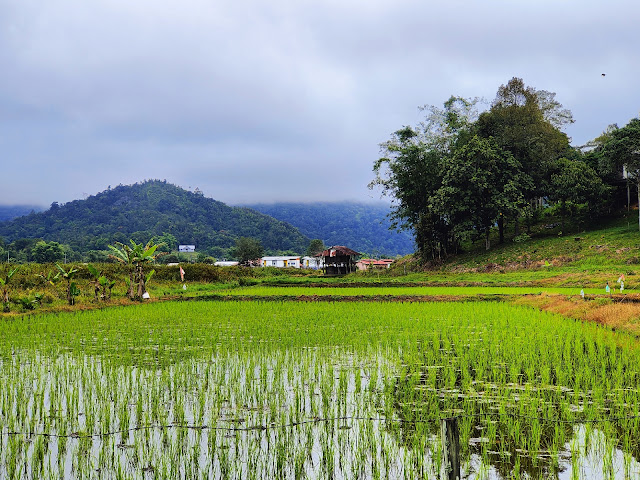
302;256;324;269
262;256;301;268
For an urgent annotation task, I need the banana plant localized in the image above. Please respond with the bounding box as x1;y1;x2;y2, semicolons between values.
108;240;164;300
55;263;79;305
87;264;104;301
108;242;136;299
0;267;18;312
69;282;81;304
18;293;43;311
39;270;61;288
87;264;116;301
98;276;116;300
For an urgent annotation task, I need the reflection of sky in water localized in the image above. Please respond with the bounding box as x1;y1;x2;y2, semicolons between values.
1;351;639;479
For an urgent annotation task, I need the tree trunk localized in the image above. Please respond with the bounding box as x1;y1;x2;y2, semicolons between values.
128;271;136;299
137;266;145;299
498;215;504;244
485;229;491;251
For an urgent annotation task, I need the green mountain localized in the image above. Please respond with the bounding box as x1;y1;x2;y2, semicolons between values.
0;181;309;258
246;202;415;257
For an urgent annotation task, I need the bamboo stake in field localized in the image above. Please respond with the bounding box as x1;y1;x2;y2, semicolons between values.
440;417;460;480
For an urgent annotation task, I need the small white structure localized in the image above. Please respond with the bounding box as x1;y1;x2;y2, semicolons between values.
262;256;301;268
214;261;239;267
302;256;324;270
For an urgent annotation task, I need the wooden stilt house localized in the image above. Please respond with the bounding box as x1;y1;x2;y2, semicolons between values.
319;246;360;275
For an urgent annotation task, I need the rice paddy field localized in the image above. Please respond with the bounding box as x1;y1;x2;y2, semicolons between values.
2;300;640;479
197;285;609;298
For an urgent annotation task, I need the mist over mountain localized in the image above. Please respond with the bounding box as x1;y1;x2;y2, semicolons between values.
246;202;415;257
0;205;45;222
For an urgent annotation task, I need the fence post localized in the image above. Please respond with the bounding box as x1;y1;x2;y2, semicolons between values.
441;417;461;480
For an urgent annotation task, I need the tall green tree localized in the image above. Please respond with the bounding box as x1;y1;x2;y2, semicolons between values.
232;237;264;266
475;77;573;236
431;135;528;250
306;239;325;257
477;79;571;198
31;241;64;263
371;97;480;261
548;158;608;232
599;117;640;229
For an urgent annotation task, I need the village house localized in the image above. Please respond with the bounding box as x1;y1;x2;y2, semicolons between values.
302;256;324;269
320;246;360;275
261;256;301;268
355;258;394;271
214;261;239;267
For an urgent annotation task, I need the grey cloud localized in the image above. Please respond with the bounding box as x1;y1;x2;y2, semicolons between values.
1;0;640;206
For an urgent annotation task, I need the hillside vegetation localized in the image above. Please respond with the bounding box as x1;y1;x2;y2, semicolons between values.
246;202;414;257
441;216;640;273
0;180;309;260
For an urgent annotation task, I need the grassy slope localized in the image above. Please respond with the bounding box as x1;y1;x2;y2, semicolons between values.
382;212;640;287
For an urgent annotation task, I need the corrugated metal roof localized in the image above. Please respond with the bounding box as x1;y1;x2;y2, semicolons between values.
319;245;360;257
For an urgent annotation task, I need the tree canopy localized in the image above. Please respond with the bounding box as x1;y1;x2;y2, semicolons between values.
0;180;309;261
372;77;617;262
232;237;264;266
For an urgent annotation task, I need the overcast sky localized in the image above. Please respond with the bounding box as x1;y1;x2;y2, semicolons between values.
1;0;639;207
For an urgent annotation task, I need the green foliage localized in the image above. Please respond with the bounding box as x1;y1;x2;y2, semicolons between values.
370;78;614;261
17;293;43;310
87;264;116;301
0;180;309;258
56;263;79;305
30;241;64;263
249;202;415;257
598;118;640;229
477;77;572;200
0;267;17;312
108;239;164;300
232;237;264;266
432;135;528;250
39;270;61;286
306;239;325;256
512;233;531;243
548;157;609;230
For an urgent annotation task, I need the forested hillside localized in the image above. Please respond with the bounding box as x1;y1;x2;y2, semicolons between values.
0;181;309;260
246;202;415;257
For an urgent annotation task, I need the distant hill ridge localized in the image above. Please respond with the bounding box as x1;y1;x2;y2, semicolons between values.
246;202;415;257
0;205;44;222
0;180;309;257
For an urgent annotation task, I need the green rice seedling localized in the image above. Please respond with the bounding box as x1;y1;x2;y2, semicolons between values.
4;301;640;478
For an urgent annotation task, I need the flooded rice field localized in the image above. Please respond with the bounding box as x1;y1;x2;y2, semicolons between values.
1;301;640;479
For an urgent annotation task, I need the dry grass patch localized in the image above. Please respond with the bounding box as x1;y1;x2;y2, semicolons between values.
514;294;640;335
